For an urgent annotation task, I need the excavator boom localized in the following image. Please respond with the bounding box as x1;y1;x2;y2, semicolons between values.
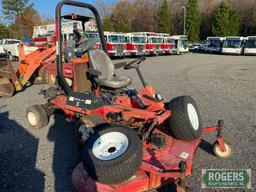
0;45;56;97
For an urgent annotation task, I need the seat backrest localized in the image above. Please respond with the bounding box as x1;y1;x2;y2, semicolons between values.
88;49;114;80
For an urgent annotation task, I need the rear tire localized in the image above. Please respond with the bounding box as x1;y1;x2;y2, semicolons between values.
26;105;49;129
82;124;142;185
166;96;202;141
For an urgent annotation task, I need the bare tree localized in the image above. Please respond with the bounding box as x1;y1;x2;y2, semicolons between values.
95;0;112;19
230;0;256;35
110;0;136;32
168;0;185;35
40;15;55;25
132;0;160;32
9;6;41;39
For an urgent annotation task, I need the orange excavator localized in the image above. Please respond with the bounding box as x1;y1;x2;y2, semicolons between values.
0;13;96;98
0;44;56;97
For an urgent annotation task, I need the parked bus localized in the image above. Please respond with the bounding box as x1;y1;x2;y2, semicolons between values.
222;36;244;55
126;33;146;56
136;32;163;55
104;32;128;57
205;37;223;53
243;36;256;55
171;35;189;54
118;33;130;56
163;37;175;54
158;33;175;54
149;35;163;55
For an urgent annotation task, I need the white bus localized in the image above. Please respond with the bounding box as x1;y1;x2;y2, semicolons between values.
222;36;244;55
171;35;189;54
243;36;256;55
206;37;223;53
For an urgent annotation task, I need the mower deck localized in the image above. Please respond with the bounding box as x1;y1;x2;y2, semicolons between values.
72;126;223;192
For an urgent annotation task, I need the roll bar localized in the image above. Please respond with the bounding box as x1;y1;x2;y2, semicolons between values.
55;0;107;95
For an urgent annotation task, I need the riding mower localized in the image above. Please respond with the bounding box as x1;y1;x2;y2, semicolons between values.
25;1;232;191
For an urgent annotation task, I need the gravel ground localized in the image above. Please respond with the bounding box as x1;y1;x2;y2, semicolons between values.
0;53;255;192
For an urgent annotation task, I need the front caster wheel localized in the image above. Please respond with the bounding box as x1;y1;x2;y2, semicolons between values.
26;105;49;129
213;142;232;158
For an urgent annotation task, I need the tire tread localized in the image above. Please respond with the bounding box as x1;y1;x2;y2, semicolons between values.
82;124;142;184
166;96;202;141
26;105;49;129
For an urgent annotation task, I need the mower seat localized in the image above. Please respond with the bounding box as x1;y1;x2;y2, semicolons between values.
88;49;131;89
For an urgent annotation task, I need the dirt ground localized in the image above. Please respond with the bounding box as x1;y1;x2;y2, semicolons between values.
0;53;255;192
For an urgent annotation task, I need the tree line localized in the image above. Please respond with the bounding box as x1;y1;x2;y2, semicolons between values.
0;0;256;42
98;0;256;42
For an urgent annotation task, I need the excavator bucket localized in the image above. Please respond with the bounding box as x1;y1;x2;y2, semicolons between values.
0;77;14;97
0;58;22;97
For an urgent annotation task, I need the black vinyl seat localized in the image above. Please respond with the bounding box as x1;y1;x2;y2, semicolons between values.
88;49;131;89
